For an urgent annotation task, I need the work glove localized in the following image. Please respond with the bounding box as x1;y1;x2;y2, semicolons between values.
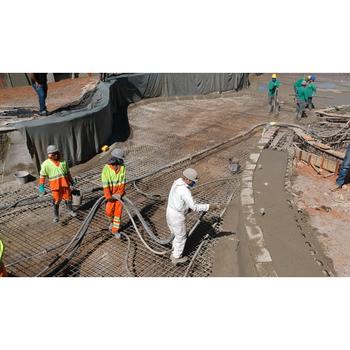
71;177;77;187
210;203;222;210
38;184;46;196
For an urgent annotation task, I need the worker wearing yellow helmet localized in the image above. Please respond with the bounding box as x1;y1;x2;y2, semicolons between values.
267;74;281;113
0;239;8;277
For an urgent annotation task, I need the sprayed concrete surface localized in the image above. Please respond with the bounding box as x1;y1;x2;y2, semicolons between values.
211;200;240;277
253;149;328;276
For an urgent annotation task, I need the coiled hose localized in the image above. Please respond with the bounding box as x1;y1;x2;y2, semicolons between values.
36;195;170;277
36;196;106;277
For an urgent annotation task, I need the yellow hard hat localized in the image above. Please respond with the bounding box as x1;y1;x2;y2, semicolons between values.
307;75;311;80
272;74;277;79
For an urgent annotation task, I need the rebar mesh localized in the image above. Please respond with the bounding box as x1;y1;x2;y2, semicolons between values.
0;98;261;277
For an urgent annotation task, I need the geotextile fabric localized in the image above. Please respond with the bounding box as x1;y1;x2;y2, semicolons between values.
19;73;249;171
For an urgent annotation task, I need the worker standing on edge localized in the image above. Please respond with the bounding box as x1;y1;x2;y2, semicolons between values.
166;168;221;265
332;144;350;191
306;75;317;109
267;74;281;113
101;148;126;238
0;239;8;277
39;145;77;223
296;80;308;119
29;73;48;116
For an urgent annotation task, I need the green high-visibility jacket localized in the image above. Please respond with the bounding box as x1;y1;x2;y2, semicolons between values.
296;86;307;101
294;79;304;89
0;240;4;263
39;159;70;190
268;79;281;96
101;164;126;199
305;82;317;99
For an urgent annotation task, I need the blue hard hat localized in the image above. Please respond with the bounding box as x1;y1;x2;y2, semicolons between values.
311;75;316;81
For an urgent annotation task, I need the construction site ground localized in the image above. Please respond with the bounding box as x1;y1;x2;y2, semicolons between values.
1;73;350;277
0;75;100;128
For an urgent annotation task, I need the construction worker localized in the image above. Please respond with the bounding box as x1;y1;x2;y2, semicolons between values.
267;74;281;113
332;144;350;191
39;145;77;222
166;168;221;265
0;239;8;277
306;75;317;109
296;80;308;119
29;73;48;116
294;76;310;95
101;148;126;238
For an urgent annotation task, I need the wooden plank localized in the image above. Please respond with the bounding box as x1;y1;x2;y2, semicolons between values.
293;145;340;173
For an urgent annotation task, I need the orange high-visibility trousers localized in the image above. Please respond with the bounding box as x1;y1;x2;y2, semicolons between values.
52;187;72;204
0;262;7;277
106;201;123;233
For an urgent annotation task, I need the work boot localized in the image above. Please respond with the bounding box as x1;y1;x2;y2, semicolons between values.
39;110;48;116
53;204;59;223
114;232;122;239
171;255;189;266
65;201;77;218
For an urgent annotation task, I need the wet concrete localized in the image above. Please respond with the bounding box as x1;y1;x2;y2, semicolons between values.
211;199;240;277
253;149;324;276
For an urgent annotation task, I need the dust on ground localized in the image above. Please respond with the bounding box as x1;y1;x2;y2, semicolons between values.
0;76;100;128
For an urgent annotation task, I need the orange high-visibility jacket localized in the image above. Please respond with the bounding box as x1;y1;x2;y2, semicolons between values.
39;159;70;191
101;164;126;200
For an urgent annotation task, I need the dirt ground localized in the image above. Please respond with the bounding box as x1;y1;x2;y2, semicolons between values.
292;162;350;276
0;76;99;124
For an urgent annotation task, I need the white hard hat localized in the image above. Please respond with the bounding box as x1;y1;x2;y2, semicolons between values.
111;148;124;159
47;145;59;154
183;168;198;182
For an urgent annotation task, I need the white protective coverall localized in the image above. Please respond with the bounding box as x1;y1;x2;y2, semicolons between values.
166;178;209;258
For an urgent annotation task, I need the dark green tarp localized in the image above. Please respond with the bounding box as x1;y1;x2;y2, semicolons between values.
19;73;249;170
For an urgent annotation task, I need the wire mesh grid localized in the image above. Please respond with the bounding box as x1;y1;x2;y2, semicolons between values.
4;83;348;277
0;125;258;277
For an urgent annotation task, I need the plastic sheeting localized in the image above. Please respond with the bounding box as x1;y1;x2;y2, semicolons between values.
19;73;249;171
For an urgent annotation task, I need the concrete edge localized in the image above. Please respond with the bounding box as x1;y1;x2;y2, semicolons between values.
239;126;278;277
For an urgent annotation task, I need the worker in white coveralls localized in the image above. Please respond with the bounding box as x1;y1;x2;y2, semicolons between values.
166;168;221;265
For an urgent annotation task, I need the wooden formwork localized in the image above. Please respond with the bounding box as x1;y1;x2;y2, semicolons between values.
315;105;350;123
294;145;341;175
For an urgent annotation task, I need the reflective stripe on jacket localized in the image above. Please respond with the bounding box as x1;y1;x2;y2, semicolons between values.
39;159;70;191
101;164;126;199
0;240;4;264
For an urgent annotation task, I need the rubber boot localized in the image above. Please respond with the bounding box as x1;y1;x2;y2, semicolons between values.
53;204;59;223
65;201;77;218
171;255;189;266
